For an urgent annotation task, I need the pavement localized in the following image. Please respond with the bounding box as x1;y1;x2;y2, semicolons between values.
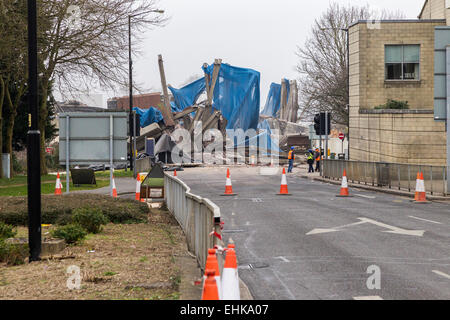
175;165;450;300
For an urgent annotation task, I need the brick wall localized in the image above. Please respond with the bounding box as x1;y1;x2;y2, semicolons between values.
108;93;162;111
349;20;447;165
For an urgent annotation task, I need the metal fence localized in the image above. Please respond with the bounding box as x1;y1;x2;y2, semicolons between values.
164;173;222;270
323;160;448;196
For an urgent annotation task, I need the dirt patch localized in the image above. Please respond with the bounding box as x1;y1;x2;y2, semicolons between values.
0;207;188;300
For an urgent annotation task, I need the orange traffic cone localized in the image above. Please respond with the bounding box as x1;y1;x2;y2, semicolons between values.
277;168;291;195
135;173;141;201
221;244;240;300
202;269;220;300
222;168;237;196
174;169;177;177
414;172;429;203
54;172;63;195
336;169;352;197
112;173;118;198
203;249;222;299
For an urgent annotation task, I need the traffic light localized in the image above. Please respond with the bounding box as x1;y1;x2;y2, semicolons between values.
314;114;321;135
314;112;331;135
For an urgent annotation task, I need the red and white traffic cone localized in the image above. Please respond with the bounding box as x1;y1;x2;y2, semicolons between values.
111;171;118;198
336;169;352;197
222;168;237;196
54;172;63;195
135;173;141;201
277;168;291;195
221;244;240;300
202;270;220;300
414;172;429;204
203;248;222;299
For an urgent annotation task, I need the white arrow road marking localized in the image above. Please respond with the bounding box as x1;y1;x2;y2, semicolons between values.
408;216;442;225
306;217;425;237
353;296;383;300
432;270;450;280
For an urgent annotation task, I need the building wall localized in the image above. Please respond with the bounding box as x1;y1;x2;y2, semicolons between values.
108;93;162;111
349;21;447;165
419;0;445;20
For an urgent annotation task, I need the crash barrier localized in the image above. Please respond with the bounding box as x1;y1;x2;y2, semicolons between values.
323;159;448;196
164;172;222;270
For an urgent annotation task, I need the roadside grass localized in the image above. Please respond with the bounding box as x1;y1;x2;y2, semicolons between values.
0;169;133;196
0;207;185;300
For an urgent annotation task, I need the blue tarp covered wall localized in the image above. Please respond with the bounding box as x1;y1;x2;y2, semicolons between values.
260;79;290;117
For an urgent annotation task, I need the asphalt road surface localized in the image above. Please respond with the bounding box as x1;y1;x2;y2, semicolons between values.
176;166;450;300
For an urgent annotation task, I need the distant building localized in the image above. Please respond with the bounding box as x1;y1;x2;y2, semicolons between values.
107;93;163;111
55;100;105;114
348;0;450;165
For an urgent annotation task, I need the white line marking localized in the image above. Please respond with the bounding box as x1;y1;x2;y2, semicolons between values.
432;270;450;280
408;216;442;225
306;217;425;237
353;296;383;300
276;256;290;263
355;194;376;199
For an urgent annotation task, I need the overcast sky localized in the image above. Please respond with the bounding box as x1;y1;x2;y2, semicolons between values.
66;0;426;108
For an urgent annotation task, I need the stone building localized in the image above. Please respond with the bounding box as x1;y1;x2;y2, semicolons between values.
348;0;450;165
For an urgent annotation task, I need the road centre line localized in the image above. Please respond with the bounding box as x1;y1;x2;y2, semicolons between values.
408;216;442;225
432;270;450;280
353;296;383;300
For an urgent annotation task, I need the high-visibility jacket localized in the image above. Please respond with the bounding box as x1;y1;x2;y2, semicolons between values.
288;150;295;160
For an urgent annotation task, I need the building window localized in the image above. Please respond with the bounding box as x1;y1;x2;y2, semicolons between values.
385;45;420;80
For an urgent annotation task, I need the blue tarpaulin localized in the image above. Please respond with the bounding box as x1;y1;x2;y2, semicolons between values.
133;107;163;128
169;77;206;112
260;79;290;117
202;63;260;131
134;62;261;131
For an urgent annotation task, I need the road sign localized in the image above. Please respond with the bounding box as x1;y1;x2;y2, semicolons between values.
339;133;345;140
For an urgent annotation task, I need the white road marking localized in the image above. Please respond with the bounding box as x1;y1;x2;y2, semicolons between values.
408;216;442;225
276;256;290;263
432;270;450;280
306;217;425;237
353;296;383;300
355;194;376;199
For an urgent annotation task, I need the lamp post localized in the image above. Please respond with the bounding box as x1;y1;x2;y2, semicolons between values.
128;10;164;175
27;0;41;262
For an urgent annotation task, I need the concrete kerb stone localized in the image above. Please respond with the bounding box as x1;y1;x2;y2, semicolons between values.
302;175;450;201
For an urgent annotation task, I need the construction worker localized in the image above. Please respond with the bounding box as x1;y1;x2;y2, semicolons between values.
288;147;295;173
315;148;321;172
307;151;315;173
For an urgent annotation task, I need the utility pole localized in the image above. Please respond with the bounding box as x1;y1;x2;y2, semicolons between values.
128;15;134;172
27;0;41;262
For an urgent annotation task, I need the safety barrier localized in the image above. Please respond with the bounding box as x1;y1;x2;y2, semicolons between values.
164;172;222;269
323;159;448;196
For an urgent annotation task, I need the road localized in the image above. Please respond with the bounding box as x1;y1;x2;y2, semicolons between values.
176;165;450;300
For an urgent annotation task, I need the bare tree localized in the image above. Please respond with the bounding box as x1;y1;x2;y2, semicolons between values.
296;2;404;125
35;0;168;174
0;0;28;177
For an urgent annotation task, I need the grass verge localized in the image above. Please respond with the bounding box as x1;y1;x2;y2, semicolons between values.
0;207;185;300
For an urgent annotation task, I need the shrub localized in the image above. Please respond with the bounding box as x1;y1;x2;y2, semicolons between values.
374;99;409;110
0;194;148;226
72;208;109;234
0;222;17;240
51;224;88;245
0;240;28;266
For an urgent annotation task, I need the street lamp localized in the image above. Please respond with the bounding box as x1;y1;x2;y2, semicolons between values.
27;0;41;262
128;10;164;176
